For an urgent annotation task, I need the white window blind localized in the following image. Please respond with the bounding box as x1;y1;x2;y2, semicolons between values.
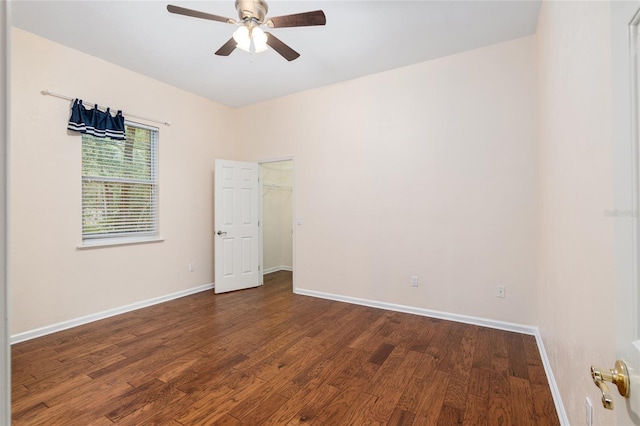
82;123;158;241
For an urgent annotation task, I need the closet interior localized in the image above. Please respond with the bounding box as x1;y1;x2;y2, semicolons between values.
261;161;293;275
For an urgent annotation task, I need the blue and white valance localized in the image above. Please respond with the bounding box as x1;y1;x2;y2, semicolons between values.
67;99;126;140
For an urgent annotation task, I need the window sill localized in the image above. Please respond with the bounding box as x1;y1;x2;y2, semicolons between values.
77;236;165;250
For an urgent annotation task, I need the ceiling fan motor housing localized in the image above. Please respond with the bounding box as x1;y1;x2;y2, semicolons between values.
235;0;268;23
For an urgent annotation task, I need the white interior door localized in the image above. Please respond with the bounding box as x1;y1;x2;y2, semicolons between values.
616;7;640;424
214;159;260;294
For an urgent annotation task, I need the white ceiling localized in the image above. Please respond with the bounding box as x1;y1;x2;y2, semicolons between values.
12;0;541;108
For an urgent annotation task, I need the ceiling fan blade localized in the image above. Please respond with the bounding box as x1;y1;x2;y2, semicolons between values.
265;32;300;61
215;38;237;56
266;10;326;28
167;4;236;24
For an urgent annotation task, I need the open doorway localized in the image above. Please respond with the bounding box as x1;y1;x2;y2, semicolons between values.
260;160;293;285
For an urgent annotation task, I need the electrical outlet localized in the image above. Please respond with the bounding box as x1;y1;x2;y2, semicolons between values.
496;286;505;298
585;397;592;426
411;276;419;287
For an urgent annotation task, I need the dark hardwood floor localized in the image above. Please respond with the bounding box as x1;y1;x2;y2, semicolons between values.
11;271;559;425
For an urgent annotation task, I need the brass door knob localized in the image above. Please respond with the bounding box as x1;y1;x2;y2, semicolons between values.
590;360;630;410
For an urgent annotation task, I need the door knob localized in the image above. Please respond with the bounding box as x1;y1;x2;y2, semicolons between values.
590;360;630;409
216;230;227;236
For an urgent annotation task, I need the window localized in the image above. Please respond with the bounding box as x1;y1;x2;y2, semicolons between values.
81;122;158;244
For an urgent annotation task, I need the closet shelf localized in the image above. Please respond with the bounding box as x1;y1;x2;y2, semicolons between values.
263;183;292;191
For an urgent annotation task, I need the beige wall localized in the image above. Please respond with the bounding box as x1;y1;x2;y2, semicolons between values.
10;29;236;335
11;32;539;333
236;36;538;325
536;2;617;425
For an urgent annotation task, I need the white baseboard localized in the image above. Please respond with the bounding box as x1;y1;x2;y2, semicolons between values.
533;333;569;425
263;265;293;274
294;287;568;425
294;287;537;334
10;282;214;344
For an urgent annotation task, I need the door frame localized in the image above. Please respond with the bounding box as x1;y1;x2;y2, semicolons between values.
628;5;640;345
1;2;10;424
258;157;295;291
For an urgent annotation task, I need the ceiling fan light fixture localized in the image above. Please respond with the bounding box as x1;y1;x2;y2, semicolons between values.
236;39;251;52
252;27;268;53
233;26;251;51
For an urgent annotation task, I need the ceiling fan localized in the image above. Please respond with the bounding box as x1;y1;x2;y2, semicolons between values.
167;1;326;61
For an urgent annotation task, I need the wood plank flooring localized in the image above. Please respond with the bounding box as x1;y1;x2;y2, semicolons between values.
11;271;559;425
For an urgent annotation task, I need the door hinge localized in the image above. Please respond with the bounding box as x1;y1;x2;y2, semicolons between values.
258;265;261;271
258;220;260;227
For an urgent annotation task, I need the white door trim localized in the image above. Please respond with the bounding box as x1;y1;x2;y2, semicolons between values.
1;2;10;424
258;157;295;291
629;5;640;344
